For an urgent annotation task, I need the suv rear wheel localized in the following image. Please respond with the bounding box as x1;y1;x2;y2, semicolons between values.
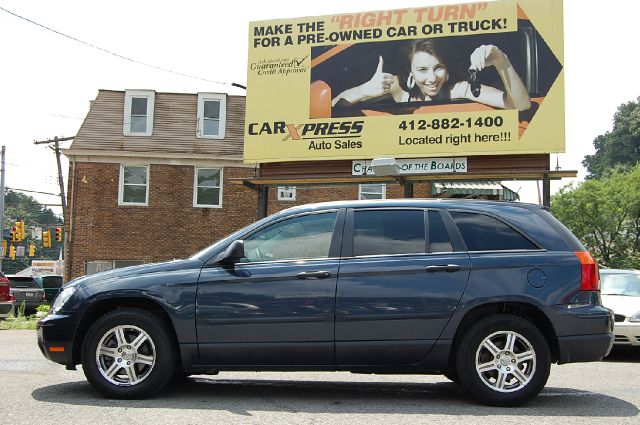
81;308;175;399
455;314;551;406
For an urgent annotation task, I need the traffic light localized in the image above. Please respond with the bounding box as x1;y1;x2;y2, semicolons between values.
9;245;16;260
28;243;36;257
55;227;62;242
42;229;52;248
10;226;17;242
14;220;24;242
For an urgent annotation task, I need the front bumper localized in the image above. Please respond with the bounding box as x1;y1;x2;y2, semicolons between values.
37;313;77;369
612;322;640;346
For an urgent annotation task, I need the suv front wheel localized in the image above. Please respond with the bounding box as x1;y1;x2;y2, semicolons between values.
81;308;175;399
455;314;551;406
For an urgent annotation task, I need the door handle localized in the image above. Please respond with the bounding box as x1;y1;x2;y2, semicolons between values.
425;264;460;273
297;271;332;279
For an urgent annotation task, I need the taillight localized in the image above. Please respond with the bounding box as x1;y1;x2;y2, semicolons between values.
575;251;599;291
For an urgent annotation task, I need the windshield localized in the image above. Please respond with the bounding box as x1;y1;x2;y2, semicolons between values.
600;272;640;296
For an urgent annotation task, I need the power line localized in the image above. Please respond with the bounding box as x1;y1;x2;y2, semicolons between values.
0;6;246;89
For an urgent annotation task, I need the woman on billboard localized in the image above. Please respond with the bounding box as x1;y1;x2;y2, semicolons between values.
331;38;531;111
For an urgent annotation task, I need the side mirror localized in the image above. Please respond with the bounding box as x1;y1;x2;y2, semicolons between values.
217;240;245;265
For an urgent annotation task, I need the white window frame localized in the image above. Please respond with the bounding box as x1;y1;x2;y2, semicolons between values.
123;90;155;136
193;167;223;208
118;164;150;206
359;183;387;200
277;186;297;202
197;93;226;139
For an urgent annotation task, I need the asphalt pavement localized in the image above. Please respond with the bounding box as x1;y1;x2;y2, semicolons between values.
1;329;639;425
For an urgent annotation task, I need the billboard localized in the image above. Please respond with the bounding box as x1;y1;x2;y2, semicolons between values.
245;0;564;163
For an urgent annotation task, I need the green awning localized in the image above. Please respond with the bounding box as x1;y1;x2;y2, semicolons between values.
432;181;519;201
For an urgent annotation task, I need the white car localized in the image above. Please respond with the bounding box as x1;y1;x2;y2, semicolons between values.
600;269;640;346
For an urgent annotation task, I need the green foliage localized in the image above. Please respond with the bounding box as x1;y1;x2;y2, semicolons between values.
36;304;51;313
552;163;640;269
2;189;63;274
583;99;640;179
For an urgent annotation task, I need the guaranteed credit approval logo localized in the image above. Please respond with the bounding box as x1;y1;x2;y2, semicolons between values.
249;56;309;77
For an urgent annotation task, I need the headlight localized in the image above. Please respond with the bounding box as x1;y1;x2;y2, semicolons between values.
51;286;78;314
630;312;640;322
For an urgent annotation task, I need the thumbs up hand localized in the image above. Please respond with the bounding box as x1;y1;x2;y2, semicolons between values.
358;56;395;99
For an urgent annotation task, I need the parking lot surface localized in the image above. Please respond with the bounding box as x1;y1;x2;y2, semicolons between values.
1;329;639;424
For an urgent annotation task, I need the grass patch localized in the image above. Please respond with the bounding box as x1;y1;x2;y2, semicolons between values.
0;315;38;330
0;302;49;330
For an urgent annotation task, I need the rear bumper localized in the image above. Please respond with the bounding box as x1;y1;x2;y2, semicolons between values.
557;333;613;363
0;301;14;317
552;303;614;364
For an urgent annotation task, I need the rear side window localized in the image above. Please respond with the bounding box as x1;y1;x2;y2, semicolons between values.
450;211;538;251
354;210;425;256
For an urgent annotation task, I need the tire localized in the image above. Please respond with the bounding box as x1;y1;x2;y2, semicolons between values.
455;314;551;406
81;308;175;399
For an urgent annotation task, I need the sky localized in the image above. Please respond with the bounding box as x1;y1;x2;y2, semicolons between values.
1;0;639;216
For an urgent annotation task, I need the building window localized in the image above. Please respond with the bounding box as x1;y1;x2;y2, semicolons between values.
359;184;386;200
119;165;149;206
194;167;222;208
123;90;155;136
86;260;144;275
277;186;297;201
197;93;226;139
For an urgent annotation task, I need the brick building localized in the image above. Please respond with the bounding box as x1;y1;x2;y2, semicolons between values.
63;89;523;281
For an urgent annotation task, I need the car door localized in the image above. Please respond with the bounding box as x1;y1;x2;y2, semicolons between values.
335;208;471;366
197;209;344;366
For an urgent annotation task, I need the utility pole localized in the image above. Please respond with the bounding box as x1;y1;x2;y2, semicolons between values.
33;136;73;219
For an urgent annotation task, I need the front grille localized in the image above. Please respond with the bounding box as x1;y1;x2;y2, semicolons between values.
614;335;629;342
614;314;626;322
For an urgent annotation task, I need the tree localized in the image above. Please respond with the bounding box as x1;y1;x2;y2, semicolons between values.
583;99;640;179
552;164;640;268
2;190;63;274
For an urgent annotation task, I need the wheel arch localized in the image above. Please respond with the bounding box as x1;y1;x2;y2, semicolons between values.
72;297;181;367
448;302;559;371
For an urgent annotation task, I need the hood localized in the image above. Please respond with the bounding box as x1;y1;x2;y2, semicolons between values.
601;294;640;317
68;259;203;289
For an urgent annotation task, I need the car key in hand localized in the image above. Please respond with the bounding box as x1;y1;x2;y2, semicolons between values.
468;69;481;98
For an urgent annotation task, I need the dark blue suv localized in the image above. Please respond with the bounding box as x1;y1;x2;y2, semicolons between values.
38;200;613;406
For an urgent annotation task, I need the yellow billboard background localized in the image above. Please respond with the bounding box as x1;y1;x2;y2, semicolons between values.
245;0;564;163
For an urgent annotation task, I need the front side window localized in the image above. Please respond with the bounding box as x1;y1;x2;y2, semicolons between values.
450;211;538;251
353;209;425;256
359;183;386;200
244;212;337;262
197;93;226;139
119;165;149;206
123;90;154;136
194;168;222;207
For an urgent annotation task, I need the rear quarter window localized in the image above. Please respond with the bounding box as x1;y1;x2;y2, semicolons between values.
450;211;538;251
